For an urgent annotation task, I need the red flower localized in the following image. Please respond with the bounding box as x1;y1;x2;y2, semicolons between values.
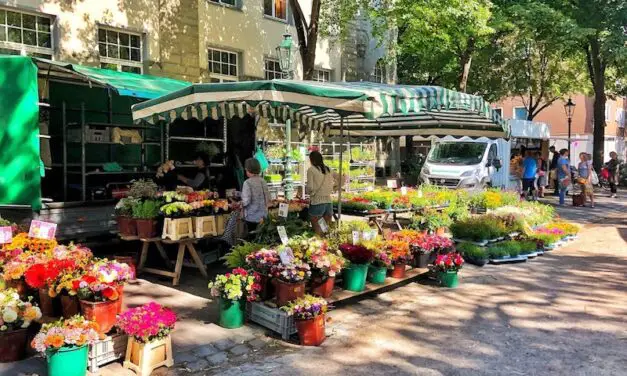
102;287;119;301
25;264;48;289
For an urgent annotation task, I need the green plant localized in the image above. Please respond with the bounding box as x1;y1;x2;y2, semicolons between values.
160;202;193;218
0;216;11;226
487;247;509;259
252;215;311;245
221;242;264;268
450;215;509;241
195;142;220;159
264;174;283;183
265;144;286;160
457;243;488;261
488;241;522;258
517;241;538;255
132;199;161;219
128;179;158;199
410;210;452;232
115;197;139;216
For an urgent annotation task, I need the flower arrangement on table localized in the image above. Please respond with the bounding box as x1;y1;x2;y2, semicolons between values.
245;248;281;277
385;240;412;265
412;235;454;255
31;315;101;354
24;259;77;290
433;252;464;273
74;259;132;302
208;268;261;302
370;249;392;268
52;244;93;266
292;237;345;280
161;191;187;203
391;195;411;210
189;199;216;215
271;262;312;283
185;190;216;203
2;252;51;282
1;232;58;254
160;202;193;218
542;222;579;237
117;302;177;343
387;229;424;245
0;288;42;331
338;244;374;265
280;295;328;320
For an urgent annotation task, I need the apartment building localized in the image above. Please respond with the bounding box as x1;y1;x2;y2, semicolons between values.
0;0;391;84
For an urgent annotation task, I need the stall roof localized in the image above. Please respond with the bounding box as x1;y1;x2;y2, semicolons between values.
131;80;507;137
32;57;190;99
509;119;550;139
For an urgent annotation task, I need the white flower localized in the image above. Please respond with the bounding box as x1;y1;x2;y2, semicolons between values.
0;325;7;331
21;320;30;328
3;308;18;323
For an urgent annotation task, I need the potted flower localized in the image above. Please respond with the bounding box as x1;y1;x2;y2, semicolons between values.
245;248;281;300
0;289;42;362
434;252;464;288
368;248;391;284
411;235;454;268
339;244;374;292
24;259;77;317
385;240;411;278
115;197;139;237
412;210;452;235
281;295;328;346
160;202;194;240
293;237;345;298
2;251;49;298
271;261;311;307
52;270;84;319
31;315;100;376
132;199;161;239
208;268;260;329
119;302;176;376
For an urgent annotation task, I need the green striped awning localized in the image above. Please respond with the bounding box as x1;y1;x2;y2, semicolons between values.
131;80;508;137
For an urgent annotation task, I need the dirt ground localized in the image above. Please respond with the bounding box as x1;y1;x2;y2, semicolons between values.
207;193;627;376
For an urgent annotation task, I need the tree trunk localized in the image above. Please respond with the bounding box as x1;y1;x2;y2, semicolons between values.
586;38;606;171
458;38;475;93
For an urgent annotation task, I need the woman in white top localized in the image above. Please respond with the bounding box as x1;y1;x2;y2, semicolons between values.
306;151;337;235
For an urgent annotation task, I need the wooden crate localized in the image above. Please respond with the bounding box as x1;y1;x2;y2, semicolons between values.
162;218;194;241
89;332;128;373
123;335;174;376
215;214;227;235
247;302;296;340
193;216;217;238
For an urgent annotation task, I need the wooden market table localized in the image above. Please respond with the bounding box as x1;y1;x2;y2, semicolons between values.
120;236;209;286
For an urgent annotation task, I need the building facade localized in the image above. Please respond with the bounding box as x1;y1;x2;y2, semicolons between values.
493;95;626;161
0;0;391;84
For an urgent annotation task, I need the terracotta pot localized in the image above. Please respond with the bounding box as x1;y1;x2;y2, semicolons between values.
6;279;29;298
294;314;326;346
60;294;80;319
116;285;125;314
117;216;137;237
114;256;137;280
38;288;55;317
0;328;28;362
136;219;157;239
310;277;335;299
274;279;305;307
80;299;118;334
258;275;275;301
388;263;407;279
436;227;446;236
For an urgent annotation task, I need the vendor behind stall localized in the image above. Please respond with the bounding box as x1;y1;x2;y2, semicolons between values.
177;152;213;190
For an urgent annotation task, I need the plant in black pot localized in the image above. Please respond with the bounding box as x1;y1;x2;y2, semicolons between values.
457;243;488;267
132;200;161;238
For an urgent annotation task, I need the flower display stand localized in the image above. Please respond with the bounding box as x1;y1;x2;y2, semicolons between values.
123;336;174;376
88;332;128;373
162;218;194;241
193;216;217;238
246;301;297;340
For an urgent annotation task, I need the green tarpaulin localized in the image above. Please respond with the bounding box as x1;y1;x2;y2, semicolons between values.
0;56;41;210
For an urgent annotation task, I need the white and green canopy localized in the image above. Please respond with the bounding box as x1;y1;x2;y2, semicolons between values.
131;80;508;137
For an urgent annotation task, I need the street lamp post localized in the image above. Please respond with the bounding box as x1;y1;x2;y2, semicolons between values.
276;32;296;199
564;97;576;157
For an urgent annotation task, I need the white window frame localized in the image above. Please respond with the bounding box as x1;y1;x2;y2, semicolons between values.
208;0;238;8
264;0;288;21
513;106;528;120
0;7;54;58
312;68;331;83
605;103;612;121
97;26;143;74
493;107;504;118
264;57;282;80
372;59;385;83
208;47;239;82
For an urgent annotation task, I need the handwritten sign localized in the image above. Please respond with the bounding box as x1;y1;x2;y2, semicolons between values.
387;179;398;189
277;226;289;245
400;186;408;196
318;218;329;233
0;227;13;244
362;231;373;241
352;231;360;245
278;246;295;264
28;220;57;240
278;203;289;218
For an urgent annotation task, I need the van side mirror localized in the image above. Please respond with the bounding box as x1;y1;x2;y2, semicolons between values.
493;159;502;170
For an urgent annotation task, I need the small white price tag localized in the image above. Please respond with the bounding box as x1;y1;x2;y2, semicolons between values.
0;226;13;244
277;226;289;245
367;186;374;192
400;186;408;196
387;179;398;189
278;203;289;217
417;189;423;198
28;220;57;240
278;246;294;264
318;218;329;233
362;231;372;241
352;231;360;245
270;191;278;200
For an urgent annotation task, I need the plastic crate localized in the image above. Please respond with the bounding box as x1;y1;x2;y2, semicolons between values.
247;302;296;340
89;332;128;373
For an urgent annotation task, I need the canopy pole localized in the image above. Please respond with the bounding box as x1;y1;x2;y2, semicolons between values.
284;118;294;200
337;117;344;222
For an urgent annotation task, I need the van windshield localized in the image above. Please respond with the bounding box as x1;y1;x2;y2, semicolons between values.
427;142;488;165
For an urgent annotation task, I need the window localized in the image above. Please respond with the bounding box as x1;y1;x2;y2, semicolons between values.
265;58;282;80
0;8;52;57
209;0;236;6
208;47;238;82
493;108;503;118
605;103;612;121
371;59;385;83
98;27;143;74
264;0;287;20
513;107;528;120
312;69;331;82
488;144;498;162
616;108;625;127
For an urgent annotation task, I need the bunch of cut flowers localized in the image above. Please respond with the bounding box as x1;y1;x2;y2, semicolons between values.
387;229;424;246
272;261;312;283
1;233;58;254
434;252;464;273
339;244;374;265
412;235;454;254
116;302;177;343
0;288;42;332
385;240;412;265
24;259;77;290
280;294;328;321
31;315;101;354
208;268;261;302
73;259;131;302
245;248;281;277
371;249;392;268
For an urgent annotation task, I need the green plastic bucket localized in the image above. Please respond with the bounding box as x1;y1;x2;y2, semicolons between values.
367;265;387;284
439;271;459;288
46;345;88;376
219;298;245;329
343;263;369;292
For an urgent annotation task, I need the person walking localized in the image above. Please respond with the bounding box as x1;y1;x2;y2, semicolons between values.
605;151;620;198
241;158;270;234
521;150;537;200
306;151;337;235
577;152;595;208
557;149;570;206
536;151;547;198
549;146;560;195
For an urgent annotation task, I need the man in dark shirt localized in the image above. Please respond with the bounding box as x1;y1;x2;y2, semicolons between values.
549;146;560;195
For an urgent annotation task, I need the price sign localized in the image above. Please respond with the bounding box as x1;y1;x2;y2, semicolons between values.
352;231;360;245
387;179;398;189
0;227;13;244
278;203;289;218
362;231;372;241
318;218;329;233
400;186;408;196
28;220;57;240
277;226;289;245
278;246;295;264
270;191;278;200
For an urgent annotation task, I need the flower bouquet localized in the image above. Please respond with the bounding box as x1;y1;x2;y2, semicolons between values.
385;240;411;278
338;244;374;292
281;295;328;346
0;289;42;362
368;248;391;284
246;248;281;277
2;251;50;297
119;302;177;376
434;253;464;288
24;259;78;317
387;229;423;245
208;268;261;329
1;232;58;254
31;315;101;376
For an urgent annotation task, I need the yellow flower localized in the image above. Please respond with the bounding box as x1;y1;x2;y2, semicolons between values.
23;306;41;321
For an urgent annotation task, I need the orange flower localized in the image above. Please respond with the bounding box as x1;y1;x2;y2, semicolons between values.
102;287;119;301
45;334;64;348
76;334;87;346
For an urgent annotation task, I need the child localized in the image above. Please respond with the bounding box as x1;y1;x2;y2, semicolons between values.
241;158;270;234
